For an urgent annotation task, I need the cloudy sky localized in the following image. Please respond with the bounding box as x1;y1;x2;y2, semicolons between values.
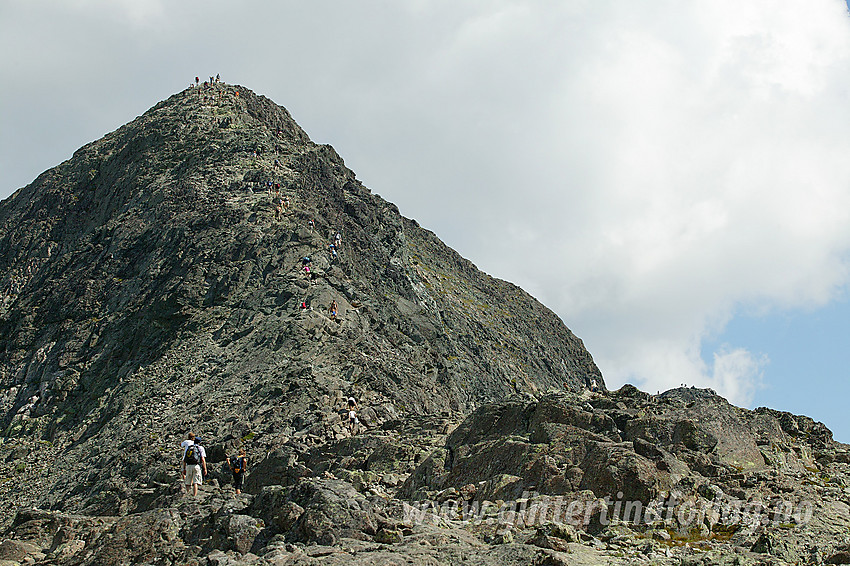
2;0;849;441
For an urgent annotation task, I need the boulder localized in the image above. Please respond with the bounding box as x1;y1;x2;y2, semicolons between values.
223;514;264;554
248;486;304;533
288;478;380;543
0;539;40;562
244;448;311;493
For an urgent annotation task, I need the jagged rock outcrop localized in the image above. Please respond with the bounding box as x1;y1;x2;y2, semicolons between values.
3;386;848;565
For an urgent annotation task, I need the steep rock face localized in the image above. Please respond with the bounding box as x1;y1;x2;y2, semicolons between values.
0;84;602;517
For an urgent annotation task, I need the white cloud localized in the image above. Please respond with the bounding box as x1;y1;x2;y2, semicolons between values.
68;0;166;27
597;339;767;406
368;0;850;404
3;0;850;408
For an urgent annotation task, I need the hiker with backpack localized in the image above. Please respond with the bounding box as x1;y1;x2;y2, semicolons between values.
227;448;248;495
182;436;207;496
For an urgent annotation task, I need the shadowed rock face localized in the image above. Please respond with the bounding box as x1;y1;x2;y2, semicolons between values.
2;85;848;565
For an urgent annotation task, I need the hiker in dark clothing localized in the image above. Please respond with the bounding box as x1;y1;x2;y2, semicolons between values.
346;397;359;434
227;448;248;495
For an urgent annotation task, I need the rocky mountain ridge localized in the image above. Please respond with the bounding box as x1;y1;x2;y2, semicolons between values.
0;83;846;565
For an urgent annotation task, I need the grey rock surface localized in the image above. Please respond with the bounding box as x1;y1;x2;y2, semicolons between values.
0;83;602;523
0;84;847;564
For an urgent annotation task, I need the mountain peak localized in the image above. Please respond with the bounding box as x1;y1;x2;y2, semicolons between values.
0;83;602;518
0;84;847;566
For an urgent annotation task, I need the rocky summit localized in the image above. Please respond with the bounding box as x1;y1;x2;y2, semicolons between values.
0;83;847;565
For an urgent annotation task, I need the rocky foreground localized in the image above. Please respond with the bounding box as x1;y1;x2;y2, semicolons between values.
0;84;847;564
1;386;849;565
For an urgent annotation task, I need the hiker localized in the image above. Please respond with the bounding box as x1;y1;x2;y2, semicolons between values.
227;448;248;495
590;379;599;393
308;219;314;232
195;77;199;86
300;299;308;310
334;232;342;248
347;404;359;434
328;244;337;261
216;73;220;83
330;300;338;319
182;436;207;497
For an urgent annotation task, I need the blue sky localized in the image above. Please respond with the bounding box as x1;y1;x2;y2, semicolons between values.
1;1;849;442
707;300;850;442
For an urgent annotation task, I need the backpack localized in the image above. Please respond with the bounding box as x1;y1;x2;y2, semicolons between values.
231;456;244;474
184;444;200;465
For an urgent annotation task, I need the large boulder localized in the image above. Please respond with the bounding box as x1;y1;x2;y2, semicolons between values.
626;389;765;471
248;478;383;544
289;478;381;544
244;447;312;493
68;509;187;566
